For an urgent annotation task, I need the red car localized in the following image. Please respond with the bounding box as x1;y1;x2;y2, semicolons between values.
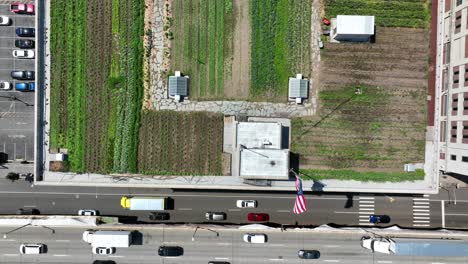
10;3;34;14
247;213;269;222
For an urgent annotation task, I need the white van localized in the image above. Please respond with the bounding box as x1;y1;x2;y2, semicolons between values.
19;243;45;254
243;233;266;243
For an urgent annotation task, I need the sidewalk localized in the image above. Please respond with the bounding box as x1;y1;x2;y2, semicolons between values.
40;170;438;194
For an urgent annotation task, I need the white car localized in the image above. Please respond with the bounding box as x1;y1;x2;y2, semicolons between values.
12;49;34;59
0;81;11;90
236;200;257;208
93;247;115;255
78;209;98;216
0;16;11;25
243;233;266;244
19;243;45;254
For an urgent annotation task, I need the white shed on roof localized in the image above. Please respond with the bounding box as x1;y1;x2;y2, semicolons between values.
332;15;375;42
168;71;188;102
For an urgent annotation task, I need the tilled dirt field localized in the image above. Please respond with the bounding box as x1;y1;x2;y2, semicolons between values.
292;27;428;171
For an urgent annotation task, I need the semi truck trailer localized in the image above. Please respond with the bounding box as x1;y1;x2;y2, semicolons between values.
361;236;468;256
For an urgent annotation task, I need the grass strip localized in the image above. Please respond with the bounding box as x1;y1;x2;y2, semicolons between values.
300;169;425;182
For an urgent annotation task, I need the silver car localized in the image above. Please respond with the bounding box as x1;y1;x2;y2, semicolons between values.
205;212;226;221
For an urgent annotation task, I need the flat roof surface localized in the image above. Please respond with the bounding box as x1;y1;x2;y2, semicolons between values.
337;15;374;35
289;78;309;98
236;122;282;149
239;149;289;179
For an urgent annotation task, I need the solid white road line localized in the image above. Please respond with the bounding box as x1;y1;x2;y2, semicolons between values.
414;217;430;220
324;245;340;248
413;205;430;209
445;213;468;216
215;257;229;260
276;210;290;213
108;255;125;258
177;208;192;211
334;211;359;214
441;200;445;228
359;197;375;200
359;204;374;207
53;254;69;257
270;244;285;247
324;260;340;262
228;209;240;211
269;259;284;261
413;220;430;223
217;243;231;246
3;254;18;256
22;205;36;207
377;261;393;264
413;224;430;227
55;240;70;242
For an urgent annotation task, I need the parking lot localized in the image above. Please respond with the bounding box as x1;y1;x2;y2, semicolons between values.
0;3;35;162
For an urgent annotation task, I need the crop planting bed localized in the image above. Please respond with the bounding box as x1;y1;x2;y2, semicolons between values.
138;111;224;175
250;0;311;100
50;0;144;173
291;27;429;177
324;0;431;28
171;0;233;100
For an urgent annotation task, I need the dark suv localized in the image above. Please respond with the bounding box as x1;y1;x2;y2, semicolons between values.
92;261;116;264
158;246;183;257
15;27;35;37
15;39;35;49
149;212;170;221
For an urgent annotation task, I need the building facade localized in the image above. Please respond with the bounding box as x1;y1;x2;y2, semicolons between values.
440;0;468;175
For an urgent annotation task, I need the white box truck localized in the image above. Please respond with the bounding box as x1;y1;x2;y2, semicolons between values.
82;230;132;248
120;196;167;210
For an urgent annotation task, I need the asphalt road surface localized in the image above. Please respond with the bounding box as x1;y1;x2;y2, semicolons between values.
0;226;466;264
0;181;466;229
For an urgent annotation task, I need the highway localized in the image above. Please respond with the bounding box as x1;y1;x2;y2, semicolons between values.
0;226;467;264
0;179;466;229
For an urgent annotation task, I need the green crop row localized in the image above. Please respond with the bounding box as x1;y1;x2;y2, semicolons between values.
299;168;425;182
172;0;232;99
250;0;312;100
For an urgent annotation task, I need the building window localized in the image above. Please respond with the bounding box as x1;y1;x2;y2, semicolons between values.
456;11;462;33
457;0;463;6
463;156;468;162
453;107;459;111
452;125;458;129
451;155;457;160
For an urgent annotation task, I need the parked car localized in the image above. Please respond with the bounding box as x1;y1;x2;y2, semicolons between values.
12;49;34;59
11;70;34;80
15;82;34;92
243;233;266;244
15;39;35;49
93;247;115;255
205;212;226;221
158;246;183;257
149;212;170;221
208;262;230;264
0;16;11;25
16;27;35;37
369;215;391;224
236;200;257;208
16;208;40;215
247;213;269;222
78;209;98;216
0;82;11;90
298;249;320;259
19;243;45;254
93;261;116;264
10;3;34;14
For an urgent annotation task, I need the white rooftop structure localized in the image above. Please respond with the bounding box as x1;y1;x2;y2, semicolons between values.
239;149;289;179
289;74;309;103
332;15;375;42
236;122;282;149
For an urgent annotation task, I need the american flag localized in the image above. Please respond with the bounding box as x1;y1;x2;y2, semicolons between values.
293;177;307;214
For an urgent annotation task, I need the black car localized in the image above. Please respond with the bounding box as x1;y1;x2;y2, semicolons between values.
208;262;230;264
149;212;170;221
16;27;35;37
92;261;116;264
11;71;34;80
15;39;35;49
16;208;40;215
158;246;183;257
298;249;320;259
